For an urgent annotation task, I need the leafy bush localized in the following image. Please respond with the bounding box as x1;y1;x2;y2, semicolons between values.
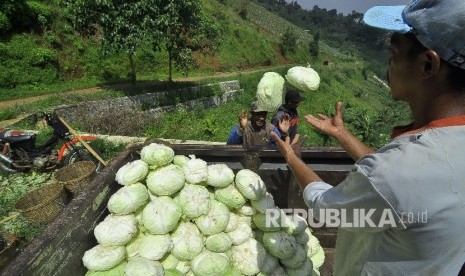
27;1;52;29
45;32;62;49
27;47;57;67
0;11;11;33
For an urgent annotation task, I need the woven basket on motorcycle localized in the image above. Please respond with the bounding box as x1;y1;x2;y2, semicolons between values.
55;161;96;195
14;182;68;225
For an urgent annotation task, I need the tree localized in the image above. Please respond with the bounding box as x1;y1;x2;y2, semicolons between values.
64;0;162;83
280;27;298;56
157;0;220;82
308;30;320;58
66;0;219;83
0;0;42;35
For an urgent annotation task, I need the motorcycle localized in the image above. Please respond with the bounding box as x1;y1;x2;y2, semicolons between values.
0;112;104;173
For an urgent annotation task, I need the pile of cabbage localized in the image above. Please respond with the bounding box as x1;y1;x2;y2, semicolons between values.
83;143;325;276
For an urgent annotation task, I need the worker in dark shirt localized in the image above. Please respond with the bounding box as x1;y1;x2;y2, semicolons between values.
271;89;305;142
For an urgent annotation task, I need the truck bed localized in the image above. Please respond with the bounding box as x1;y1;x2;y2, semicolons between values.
1;144;354;276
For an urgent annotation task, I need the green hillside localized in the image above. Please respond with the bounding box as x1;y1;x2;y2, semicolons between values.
0;0;312;99
1;0;411;147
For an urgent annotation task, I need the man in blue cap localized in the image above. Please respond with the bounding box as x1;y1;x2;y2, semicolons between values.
273;1;465;275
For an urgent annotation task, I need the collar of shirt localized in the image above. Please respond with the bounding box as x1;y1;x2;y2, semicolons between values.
391;114;465;139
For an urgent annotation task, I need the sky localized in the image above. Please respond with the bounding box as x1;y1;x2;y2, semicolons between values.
288;0;409;15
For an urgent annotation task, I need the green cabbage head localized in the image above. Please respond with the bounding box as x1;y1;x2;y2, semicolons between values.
283;214;308;236
214;184;246;209
94;214;137;246
251;192;275;213
85;260;127;275
227;222;253;246
280;243;307;268
173;155;190;167
107;183;149;215
142;196;182;234
310;245;325;270
235;169;266;200
205;232;232;253
125;256;163;276
258;265;286;276
163;269;184;276
262;231;298;260
115;159;149;186
126;231;144;258
285;259;313;276
191;251;230;276
178;184;211;219
195;200;230;235
207;164;235;188
176;261;191;274
171;222;204;261
82;245;125;271
138;234;172;261
256;72;285;113
160;254;179;270
253;213;281;232
259;252;278;275
285;65;320;92
225;212;239;232
183;156;208;184
146;164;185;196
140;143;175;167
230;238;267;275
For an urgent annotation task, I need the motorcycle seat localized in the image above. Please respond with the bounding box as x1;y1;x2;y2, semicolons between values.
0;129;35;143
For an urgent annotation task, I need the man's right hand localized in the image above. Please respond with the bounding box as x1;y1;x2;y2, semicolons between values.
304;101;346;139
305;101;375;161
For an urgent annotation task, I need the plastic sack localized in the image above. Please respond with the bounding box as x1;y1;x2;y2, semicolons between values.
256;72;285;113
285;66;320;92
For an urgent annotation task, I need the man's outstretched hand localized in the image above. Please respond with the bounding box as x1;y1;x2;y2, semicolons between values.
304;101;346;139
304;101;375;161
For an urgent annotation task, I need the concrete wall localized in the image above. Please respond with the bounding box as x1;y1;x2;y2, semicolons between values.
54;80;242;124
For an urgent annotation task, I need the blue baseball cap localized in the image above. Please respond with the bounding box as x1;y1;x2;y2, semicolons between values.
363;0;465;69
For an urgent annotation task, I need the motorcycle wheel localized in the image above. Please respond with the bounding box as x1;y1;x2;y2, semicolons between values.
63;147;104;173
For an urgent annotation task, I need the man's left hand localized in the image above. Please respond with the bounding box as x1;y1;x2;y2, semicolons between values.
279;114;291;136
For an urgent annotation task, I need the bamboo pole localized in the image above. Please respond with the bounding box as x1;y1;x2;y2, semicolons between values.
58;116;108;166
0;212;20;225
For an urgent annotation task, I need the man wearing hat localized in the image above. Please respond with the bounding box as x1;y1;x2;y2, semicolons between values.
272;1;465;275
226;101;289;148
271;89;305;142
